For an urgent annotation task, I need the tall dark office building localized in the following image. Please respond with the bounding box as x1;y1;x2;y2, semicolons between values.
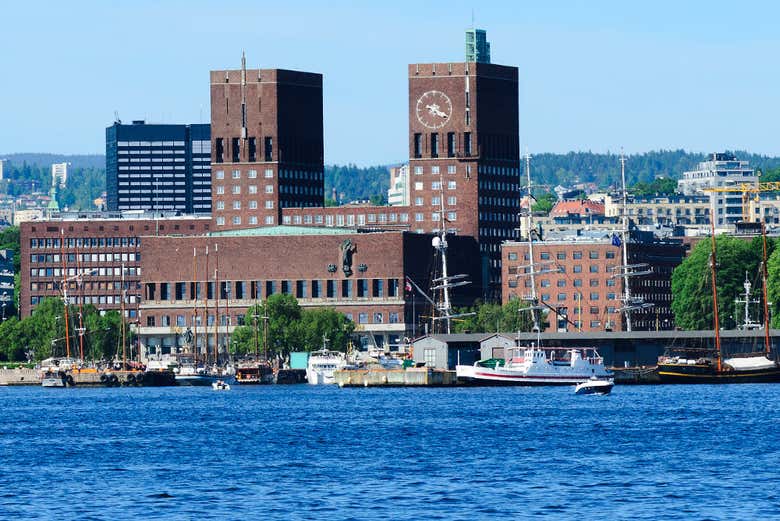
106;121;211;213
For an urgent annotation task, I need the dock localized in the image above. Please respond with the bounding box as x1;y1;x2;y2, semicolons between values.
334;367;459;387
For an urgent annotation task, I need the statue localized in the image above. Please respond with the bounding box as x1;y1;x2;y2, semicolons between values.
340;239;356;277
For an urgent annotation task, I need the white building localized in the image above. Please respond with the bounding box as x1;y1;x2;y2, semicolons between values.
387;164;410;206
51;162;68;188
0;159;5;180
678;153;757;227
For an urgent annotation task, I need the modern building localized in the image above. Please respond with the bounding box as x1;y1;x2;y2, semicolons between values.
137;228;481;359
210;61;324;230
408;58;520;299
20;212;212;317
465;28;491;63
51;162;68;188
105;121;211;214
0;159;5;180
387;165;410;206
501;232;686;332
0;249;14;320
678;153;757;227
604;193;711;227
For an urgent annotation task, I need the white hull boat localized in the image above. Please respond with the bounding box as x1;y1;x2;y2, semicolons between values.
574;378;614;395
457;347;612;386
212;380;231;391
306;350;346;385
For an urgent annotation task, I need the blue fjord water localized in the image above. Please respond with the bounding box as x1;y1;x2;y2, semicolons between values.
1;384;780;520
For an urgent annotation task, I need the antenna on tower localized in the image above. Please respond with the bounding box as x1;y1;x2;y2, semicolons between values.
114;110;121;124
240;50;247;140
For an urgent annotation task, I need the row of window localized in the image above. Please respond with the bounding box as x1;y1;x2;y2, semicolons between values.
31;253;139;264
215;185;274;195
145;278;402;301
30;281;141;292
145;310;401;328
215;215;272;226
215;200;273;211
412;132;472;159
507;250;617;261
31;266;141;278
413;181;457;191
415;196;457;206
282;212;411;227
30;237;139;249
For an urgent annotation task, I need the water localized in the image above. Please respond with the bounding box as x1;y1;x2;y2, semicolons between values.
2;385;780;520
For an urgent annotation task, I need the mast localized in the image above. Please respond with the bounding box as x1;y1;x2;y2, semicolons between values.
521;152;545;342
213;243;220;365
60;229;71;359
204;245;209;365
75;243;85;361
192;247;198;361
709;206;722;371
253;284;259;359
619;153;633;332
121;262;127;370
761;221;772;355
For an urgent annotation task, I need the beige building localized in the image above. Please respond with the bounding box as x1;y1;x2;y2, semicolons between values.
13;209;44;226
604;194;710;227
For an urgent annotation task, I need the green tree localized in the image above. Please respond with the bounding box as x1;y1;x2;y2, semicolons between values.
671;236;769;330
532;192;556;214
452;299;533;333
297;307;355;352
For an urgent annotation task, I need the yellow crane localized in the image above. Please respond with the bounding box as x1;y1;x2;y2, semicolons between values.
703;181;780;223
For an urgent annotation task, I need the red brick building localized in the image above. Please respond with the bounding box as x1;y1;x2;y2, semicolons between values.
20;213;212;317
407;62;520;300
501;235;685;332
138;228;480;357
210;66;324;230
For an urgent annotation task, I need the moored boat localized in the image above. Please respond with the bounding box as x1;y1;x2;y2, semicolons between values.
306;349;346;385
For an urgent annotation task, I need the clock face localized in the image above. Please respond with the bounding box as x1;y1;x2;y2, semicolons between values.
416;90;452;130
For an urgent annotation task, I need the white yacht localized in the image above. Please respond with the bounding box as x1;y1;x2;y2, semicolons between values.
306;350;346;385
456;346;612;385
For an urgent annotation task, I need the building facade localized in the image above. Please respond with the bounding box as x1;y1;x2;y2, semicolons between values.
501;234;686;332
465;28;491;63
210;66;324;230
106;121;211;214
20;213;212;318
0;249;14;320
387;164;410;206
678;153;757;227
604;193;711;227
137;228;480;359
51;162;68;188
408;60;520;299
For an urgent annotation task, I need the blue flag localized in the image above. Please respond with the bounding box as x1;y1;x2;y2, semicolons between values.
611;233;622;247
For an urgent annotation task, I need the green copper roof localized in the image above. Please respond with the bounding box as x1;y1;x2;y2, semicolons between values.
209;225;358;237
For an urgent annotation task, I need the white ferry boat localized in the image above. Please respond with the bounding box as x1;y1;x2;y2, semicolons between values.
456;346;612;386
306;350;346;385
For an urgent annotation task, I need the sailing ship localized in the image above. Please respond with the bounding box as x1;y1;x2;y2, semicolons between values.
235;290;274;384
657;218;780;383
456;152;613;385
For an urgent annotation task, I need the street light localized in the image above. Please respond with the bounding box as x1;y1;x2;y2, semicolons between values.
1;291;7;321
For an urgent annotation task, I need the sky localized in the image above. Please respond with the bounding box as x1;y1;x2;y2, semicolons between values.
1;0;779;165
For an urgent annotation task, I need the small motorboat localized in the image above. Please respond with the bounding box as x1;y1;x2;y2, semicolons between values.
211;380;231;391
574;378;614;395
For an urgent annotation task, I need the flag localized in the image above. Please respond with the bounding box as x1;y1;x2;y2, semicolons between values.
405;277;413;294
611;233;622;247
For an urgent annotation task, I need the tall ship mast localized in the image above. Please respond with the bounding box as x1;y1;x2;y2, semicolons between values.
612;152;652;331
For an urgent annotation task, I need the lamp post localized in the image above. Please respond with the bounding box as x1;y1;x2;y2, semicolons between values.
1;291;6;321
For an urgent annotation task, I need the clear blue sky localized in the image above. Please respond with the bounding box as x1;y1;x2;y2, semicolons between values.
1;0;779;165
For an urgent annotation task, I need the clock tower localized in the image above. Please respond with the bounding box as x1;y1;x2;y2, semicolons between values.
408;61;519;301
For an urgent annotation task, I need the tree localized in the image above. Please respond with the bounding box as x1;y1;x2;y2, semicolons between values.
297;307;355;352
452;299;534;334
532;192;556;214
671;236;770;330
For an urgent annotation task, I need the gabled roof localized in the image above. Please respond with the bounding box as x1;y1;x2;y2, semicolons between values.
549;200;605;217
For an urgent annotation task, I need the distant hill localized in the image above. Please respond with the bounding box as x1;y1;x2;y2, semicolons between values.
4;150;780;207
1;153;104;170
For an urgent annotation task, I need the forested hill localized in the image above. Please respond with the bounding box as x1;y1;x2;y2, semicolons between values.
5;150;780;207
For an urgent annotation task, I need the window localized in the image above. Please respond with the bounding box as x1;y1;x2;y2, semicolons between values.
358;313;368;324
431;165;440;174
557;252;566;260
372;279;384;297
216;201;225;210
232;185;241;194
557;293;566;301
574;279;583;287
231;138;240;162
232;216;241;225
264;169;274;178
341;280;352;298
248;138;257;162
557;280;566;287
415;213;424;222
264;216;274;224
216;138;224;163
424;348;436;367
590;292;600;300
357;279;368;298
589;265;599;273
447;212;456;221
265;200;274;209
415;197;424;206
312;280;322;298
430;133;438;158
215;170;225;180
414;166;423;175
573;265;582;273
447;196;457;205
249;216;258;225
264;137;273;161
432;181;441;190
413;133;422;158
216;216;225;226
373;312;383;323
389;312;399;324
249;185;258;194
447;132;455;157
448;165;456;174
464;132;472;156
508;252;518;261
232;170;241;179
216;186;225;195
414;182;423;191
447;181;456;190
249;200;257;209
233;201;241;209
432;196;441;206
573;251;583;259
265;185;274;193
326;280;337;298
590;279;599;287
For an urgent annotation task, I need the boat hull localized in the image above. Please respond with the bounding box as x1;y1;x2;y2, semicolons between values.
574;381;614;395
657;364;780;384
175;374;221;386
456;364;612;386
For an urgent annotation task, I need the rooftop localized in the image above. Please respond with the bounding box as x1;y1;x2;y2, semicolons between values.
209;225;360;237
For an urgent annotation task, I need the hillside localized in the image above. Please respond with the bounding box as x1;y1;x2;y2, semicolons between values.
4;150;780;209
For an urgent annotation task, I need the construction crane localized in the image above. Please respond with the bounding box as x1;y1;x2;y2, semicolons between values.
704;181;780;223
